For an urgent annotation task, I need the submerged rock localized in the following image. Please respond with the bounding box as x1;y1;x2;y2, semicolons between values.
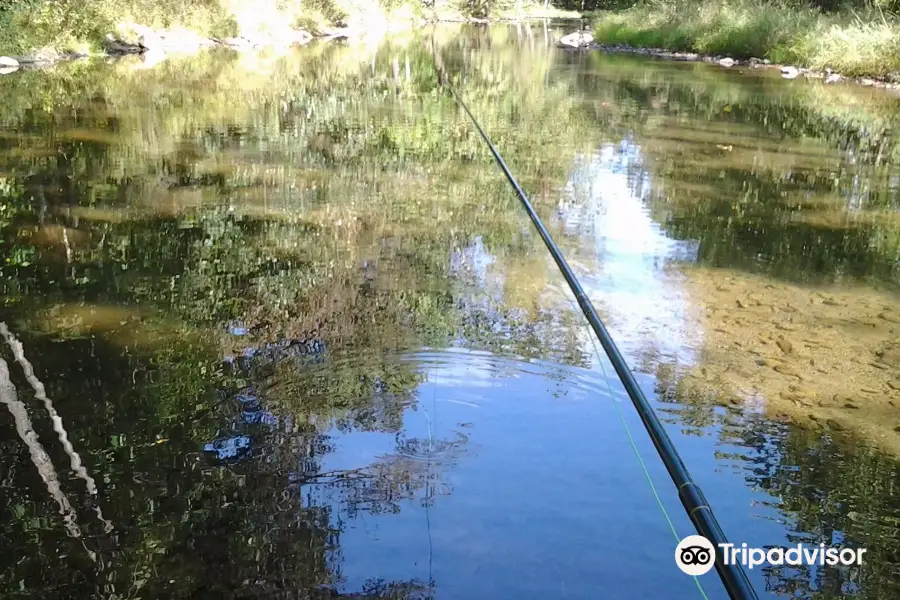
776;338;794;355
825;419;845;431
877;342;900;368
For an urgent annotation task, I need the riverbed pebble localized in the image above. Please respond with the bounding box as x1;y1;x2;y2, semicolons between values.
781;391;813;406
776;338;794;354
773;364;804;379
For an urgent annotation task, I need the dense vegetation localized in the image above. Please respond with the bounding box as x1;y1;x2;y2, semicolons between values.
592;0;900;78
0;0;577;56
4;0;899;79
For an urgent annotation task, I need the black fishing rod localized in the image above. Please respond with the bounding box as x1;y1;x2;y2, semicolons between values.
430;40;759;600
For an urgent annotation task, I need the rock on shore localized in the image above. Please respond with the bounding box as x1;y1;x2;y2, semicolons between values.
101;22;313;57
0;55;19;75
558;31;594;49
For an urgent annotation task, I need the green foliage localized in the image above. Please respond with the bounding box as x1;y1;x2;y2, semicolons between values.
0;0;241;55
593;0;900;77
0;0;581;56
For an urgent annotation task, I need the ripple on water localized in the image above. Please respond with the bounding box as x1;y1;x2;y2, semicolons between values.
390;430;471;465
401;347;621;399
231;346;630;470
300;346;707;600
212;344;631;476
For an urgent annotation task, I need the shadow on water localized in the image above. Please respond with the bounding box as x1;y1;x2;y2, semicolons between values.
0;20;899;600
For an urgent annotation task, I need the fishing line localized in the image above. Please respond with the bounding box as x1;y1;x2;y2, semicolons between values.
567;291;711;600
428;30;758;600
421;361;437;590
427;364;435;588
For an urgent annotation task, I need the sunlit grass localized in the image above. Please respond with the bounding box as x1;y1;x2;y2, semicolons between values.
593;0;900;77
0;0;581;56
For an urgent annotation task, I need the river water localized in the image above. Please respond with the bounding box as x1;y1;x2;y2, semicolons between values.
0;21;898;600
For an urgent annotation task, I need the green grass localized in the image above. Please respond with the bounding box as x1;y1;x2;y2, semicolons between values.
0;0;581;58
0;0;240;56
593;0;900;78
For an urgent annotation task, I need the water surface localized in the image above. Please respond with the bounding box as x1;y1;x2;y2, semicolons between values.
1;22;899;600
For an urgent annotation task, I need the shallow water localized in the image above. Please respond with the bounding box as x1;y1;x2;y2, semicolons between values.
1;21;899;600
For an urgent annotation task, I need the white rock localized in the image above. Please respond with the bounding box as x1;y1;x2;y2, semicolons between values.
825;73;842;84
0;56;19;67
718;57;735;67
781;66;799;79
558;31;594;49
138;29;164;50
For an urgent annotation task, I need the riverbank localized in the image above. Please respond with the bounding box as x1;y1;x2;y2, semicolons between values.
591;0;900;82
0;0;579;73
578;42;900;92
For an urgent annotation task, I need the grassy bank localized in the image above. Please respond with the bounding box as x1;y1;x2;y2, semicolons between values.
0;0;579;58
592;0;900;78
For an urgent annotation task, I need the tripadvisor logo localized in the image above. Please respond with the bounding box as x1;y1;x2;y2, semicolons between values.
675;535;717;576
675;535;867;576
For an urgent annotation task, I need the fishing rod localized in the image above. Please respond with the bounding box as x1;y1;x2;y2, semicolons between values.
429;39;759;600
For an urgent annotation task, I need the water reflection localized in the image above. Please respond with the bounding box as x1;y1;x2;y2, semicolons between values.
0;20;899;600
311;349;703;600
557;140;703;372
